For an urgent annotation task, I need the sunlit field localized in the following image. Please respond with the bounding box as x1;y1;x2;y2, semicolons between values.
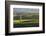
13;13;39;28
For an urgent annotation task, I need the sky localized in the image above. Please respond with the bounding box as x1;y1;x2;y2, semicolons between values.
13;8;39;13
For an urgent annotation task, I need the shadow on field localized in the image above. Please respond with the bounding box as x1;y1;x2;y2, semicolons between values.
13;23;39;28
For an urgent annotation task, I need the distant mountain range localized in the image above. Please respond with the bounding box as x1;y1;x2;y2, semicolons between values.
13;12;39;16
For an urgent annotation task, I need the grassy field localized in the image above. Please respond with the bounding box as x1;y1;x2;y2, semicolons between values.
14;19;39;24
13;13;39;27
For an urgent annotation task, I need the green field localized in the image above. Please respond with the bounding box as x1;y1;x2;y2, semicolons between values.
14;19;39;24
13;13;39;27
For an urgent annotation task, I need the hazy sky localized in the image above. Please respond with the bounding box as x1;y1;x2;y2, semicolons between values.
13;8;39;13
